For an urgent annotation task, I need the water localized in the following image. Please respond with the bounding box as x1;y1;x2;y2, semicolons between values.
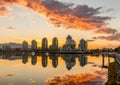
0;54;114;85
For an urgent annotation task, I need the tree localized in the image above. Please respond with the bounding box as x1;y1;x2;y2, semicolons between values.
114;46;120;52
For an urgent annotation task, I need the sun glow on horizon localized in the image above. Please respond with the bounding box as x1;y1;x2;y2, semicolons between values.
0;0;120;49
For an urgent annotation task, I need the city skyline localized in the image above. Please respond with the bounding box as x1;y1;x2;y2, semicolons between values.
1;35;87;51
0;34;118;50
0;0;120;49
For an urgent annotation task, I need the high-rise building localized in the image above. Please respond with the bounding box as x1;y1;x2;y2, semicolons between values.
31;40;37;50
63;35;76;50
42;38;48;50
50;37;58;50
79;39;87;52
22;41;28;50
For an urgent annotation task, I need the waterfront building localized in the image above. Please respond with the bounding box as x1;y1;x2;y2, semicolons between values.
22;41;28;50
50;37;58;50
31;40;37;50
52;37;58;49
63;35;76;51
42;38;48;50
79;39;87;52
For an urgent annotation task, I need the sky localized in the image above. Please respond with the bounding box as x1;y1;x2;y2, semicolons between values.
0;0;120;49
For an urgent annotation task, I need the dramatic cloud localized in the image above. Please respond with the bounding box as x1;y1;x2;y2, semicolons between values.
0;25;16;30
42;0;111;30
0;6;9;16
93;33;120;41
87;39;95;42
6;73;16;77
95;27;117;34
8;26;16;30
0;75;3;79
46;70;107;85
0;0;112;31
29;78;36;84
8;82;13;85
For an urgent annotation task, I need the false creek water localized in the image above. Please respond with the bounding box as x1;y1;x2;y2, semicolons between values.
0;54;115;85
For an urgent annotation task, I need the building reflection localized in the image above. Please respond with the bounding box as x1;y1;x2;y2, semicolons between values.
1;54;107;71
22;54;28;64
0;53;21;60
41;54;48;67
49;54;58;68
78;54;87;67
61;54;77;70
0;53;89;70
31;55;37;65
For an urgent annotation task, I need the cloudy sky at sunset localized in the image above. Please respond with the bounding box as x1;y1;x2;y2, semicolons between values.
0;0;120;49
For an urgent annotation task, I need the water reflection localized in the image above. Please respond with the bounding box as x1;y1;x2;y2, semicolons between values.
0;53;115;71
49;54;58;68
22;54;28;64
78;54;87;67
0;53;118;85
61;54;76;70
31;55;37;65
21;54;88;70
41;54;48;67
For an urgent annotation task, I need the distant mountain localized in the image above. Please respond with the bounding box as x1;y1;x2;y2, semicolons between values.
0;42;22;49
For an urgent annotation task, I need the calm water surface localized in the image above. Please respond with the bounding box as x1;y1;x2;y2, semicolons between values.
0;54;114;85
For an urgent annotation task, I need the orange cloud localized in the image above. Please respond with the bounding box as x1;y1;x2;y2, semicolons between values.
29;78;36;84
95;27;117;34
0;6;9;16
93;32;120;41
2;0;120;42
46;70;107;85
6;73;16;77
0;0;112;31
7;26;16;30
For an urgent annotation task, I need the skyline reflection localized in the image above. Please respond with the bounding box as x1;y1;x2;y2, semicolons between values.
0;53;114;70
0;53;116;85
22;54;88;70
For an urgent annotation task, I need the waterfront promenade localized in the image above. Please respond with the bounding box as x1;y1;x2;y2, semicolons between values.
113;53;120;84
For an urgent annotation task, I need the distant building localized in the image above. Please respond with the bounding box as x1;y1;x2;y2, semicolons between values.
63;35;76;51
42;38;48;50
79;39;87;52
2;45;11;51
0;43;22;49
52;37;58;49
22;41;28;50
50;37;58;50
31;40;37;50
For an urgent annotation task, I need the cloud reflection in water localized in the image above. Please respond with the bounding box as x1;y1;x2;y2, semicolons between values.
46;70;107;85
